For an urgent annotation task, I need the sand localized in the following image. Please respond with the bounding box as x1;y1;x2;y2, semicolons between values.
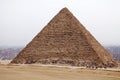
0;60;120;80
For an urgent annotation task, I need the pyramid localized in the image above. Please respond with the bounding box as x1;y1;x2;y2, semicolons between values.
11;8;117;68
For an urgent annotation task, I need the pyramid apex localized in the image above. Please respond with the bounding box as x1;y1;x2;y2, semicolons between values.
59;7;70;12
61;7;69;10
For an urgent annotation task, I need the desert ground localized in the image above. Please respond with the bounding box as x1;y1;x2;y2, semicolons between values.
0;60;120;80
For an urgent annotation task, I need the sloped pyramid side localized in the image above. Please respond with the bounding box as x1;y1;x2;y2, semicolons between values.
11;8;117;67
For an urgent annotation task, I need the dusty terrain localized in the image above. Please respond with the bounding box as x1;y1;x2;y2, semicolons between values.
0;60;120;80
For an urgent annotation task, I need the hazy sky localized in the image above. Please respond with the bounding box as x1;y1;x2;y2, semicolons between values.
0;0;120;46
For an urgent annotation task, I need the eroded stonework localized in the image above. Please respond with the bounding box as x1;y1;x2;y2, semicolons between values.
11;8;117;68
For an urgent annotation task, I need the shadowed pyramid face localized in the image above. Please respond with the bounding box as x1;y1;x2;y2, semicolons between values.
11;8;117;68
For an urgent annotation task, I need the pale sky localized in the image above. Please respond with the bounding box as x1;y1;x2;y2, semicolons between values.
0;0;120;46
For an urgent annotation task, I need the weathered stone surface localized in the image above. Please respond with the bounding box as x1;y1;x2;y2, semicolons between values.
11;8;117;68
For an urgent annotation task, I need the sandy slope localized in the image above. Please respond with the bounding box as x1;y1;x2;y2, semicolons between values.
0;60;120;80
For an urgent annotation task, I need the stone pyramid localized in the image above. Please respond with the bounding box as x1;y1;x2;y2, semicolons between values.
11;8;117;68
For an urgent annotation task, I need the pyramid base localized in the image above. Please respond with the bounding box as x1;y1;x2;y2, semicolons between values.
11;58;118;68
